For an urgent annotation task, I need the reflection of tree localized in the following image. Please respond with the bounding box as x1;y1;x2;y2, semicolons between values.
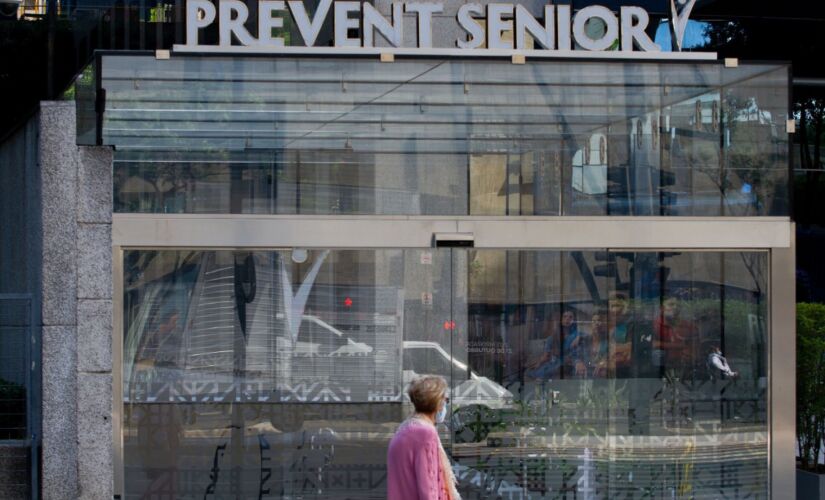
699;15;825;200
794;100;825;225
737;252;765;296
702;20;749;53
797;303;825;472
678;91;782;218
143;163;195;212
114;162;197;212
725;92;786;218
797;98;825;171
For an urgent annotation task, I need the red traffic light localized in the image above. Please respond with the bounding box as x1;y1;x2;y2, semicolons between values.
344;297;353;307
443;320;456;331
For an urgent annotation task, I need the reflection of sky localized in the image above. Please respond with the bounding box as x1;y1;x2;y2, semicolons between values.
655;19;711;50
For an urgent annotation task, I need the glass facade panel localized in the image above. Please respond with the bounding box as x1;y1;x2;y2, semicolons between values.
123;248;455;497
101;56;789;216
122;248;768;498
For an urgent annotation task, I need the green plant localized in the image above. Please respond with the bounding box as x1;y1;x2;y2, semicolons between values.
797;302;825;471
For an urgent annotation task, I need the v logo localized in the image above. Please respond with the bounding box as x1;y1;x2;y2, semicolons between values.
671;0;698;51
280;250;330;342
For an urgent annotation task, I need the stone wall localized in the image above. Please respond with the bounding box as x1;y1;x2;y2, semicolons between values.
39;101;113;500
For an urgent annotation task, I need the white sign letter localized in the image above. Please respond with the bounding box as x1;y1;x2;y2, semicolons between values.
363;2;403;47
259;0;286;47
219;0;256;46
671;0;697;51
486;3;513;50
620;6;659;52
557;4;572;50
186;0;216;46
456;3;484;49
572;5;618;51
405;2;443;48
287;0;332;47
515;4;554;50
334;1;361;47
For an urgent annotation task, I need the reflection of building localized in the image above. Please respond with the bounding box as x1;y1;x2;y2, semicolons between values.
0;2;802;499
104;54;793;499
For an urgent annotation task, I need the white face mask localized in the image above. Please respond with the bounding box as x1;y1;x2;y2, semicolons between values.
436;400;448;423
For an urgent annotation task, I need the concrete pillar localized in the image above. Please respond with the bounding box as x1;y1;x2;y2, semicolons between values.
39;101;113;500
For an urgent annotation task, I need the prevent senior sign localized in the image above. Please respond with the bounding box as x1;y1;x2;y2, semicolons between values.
174;0;714;60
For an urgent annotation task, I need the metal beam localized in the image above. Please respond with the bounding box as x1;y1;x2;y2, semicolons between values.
770;225;796;499
113;214;792;249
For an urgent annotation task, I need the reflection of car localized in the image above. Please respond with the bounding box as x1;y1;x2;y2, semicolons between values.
290;314;374;356
402;341;514;411
278;313;390;402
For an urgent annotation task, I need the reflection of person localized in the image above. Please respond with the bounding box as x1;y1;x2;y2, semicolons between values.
526;309;579;380
558;309;581;378
526;328;560;381
707;345;738;378
607;294;658;436
654;298;697;377
387;375;460;500
576;310;609;378
607;292;632;377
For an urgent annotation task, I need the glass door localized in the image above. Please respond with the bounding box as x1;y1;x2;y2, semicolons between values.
453;250;768;499
120;248;768;499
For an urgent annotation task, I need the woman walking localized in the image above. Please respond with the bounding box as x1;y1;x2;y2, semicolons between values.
387;375;461;500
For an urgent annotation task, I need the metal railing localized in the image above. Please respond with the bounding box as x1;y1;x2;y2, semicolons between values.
13;0;180;20
0;294;39;500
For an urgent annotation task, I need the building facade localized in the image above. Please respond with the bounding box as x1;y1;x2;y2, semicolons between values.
0;0;812;498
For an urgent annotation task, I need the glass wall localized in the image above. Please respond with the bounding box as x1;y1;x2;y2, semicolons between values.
122;248;768;498
102;57;790;216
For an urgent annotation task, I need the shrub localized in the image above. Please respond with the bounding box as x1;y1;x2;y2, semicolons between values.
797;302;825;471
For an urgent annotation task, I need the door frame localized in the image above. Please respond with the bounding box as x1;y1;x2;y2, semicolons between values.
111;214;795;498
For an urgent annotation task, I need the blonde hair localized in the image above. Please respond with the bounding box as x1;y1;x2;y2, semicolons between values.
407;375;448;414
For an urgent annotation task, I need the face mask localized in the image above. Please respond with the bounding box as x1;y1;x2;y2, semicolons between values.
436;402;448;424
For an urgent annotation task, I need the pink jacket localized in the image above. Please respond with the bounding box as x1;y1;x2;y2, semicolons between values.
387;419;449;500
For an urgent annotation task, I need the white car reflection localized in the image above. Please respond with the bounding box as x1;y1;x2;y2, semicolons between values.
402;341;515;411
295;315;373;357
